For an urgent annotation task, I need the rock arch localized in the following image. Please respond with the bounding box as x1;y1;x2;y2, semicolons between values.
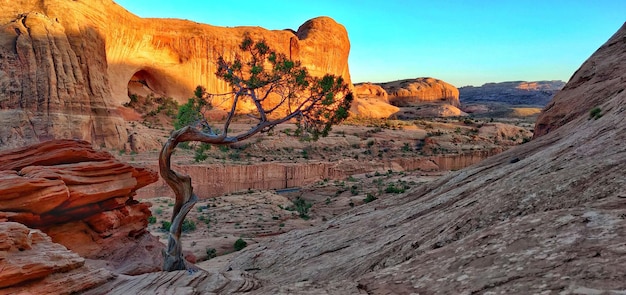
127;69;167;99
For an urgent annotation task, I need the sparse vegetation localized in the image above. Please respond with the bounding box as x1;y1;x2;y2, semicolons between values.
589;107;603;120
234;238;248;251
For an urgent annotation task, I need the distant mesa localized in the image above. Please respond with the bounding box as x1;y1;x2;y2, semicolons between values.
0;0;351;149
459;80;565;106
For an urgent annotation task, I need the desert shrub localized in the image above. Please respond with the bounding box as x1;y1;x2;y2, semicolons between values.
161;220;172;231
364;193;378;203
234;238;247;251
287;197;313;220
206;248;217;259
385;183;406;194
589;107;602;120
147;216;157;224
182;219;196;232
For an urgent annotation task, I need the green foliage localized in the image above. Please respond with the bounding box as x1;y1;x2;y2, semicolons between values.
194;143;211;162
147;216;156;224
589;107;603;120
385;183;407;194
161;220;172;231
234;238;248;251
206;248;217;259
215;35;353;140
286;197;313;220
182;219;197;232
364;193;378;203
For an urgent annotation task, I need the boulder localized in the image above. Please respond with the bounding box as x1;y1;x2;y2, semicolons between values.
0;221;114;293
378;77;460;107
0;139;163;276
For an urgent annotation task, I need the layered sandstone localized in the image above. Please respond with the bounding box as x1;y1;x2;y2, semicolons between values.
378;77;460;107
218;23;626;293
0;222;115;294
0;139;163;275
0;0;351;149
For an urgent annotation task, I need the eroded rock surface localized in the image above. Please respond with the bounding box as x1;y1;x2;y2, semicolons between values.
0;222;115;294
0;139;163;276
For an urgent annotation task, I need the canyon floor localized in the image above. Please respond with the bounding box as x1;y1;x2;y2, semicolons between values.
115;112;538;264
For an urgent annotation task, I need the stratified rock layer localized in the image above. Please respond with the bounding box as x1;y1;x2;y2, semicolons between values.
221;23;626;294
0;0;351;148
0;222;115;294
0;139;163;276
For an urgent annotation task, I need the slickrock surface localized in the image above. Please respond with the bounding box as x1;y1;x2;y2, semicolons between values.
0;0;351;149
0;139;163;276
84;269;260;294
0;222;115;294
218;23;626;294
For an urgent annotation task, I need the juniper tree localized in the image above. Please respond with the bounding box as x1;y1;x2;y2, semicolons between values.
160;35;353;271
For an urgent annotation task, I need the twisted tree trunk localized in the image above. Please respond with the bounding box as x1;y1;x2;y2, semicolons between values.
159;128;198;271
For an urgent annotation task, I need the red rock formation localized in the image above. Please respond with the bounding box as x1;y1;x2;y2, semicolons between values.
136;150;499;200
378;77;460;107
0;222;114;293
0;0;352;149
0;139;163;276
354;83;389;102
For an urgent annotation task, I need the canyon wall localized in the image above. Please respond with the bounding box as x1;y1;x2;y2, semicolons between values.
0;0;351;149
137;150;499;199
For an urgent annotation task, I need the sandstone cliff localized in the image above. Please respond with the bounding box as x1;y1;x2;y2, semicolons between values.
210;23;626;293
0;0;351;149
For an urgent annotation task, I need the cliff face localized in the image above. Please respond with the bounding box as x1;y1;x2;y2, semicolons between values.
136;150;499;200
0;0;351;148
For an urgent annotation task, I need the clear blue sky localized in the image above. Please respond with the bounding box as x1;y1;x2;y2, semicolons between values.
114;0;625;87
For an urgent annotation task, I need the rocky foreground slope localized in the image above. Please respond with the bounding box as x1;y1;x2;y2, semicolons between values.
0;0;351;149
215;23;626;294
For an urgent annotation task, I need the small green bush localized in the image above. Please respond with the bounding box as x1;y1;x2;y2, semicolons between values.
161;220;172;231
589;107;602;120
182;219;197;232
364;193;378;203
206;248;217;259
147;216;156;224
234;238;247;251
